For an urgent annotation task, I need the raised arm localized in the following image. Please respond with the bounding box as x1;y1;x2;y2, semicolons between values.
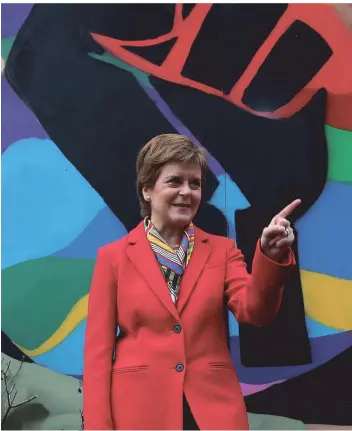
225;199;300;327
83;246;117;430
224;240;295;327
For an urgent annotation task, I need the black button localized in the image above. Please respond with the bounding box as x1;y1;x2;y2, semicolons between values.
174;325;181;333
176;363;184;372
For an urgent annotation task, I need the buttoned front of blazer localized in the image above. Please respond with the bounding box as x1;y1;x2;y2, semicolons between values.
83;221;295;430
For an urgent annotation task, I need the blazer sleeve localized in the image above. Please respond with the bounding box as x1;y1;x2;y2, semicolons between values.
83;246;117;430
224;239;296;327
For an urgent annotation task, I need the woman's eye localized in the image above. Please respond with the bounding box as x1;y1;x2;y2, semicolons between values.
169;177;180;185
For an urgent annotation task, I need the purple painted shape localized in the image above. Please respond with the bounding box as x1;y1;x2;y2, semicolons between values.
1;3;33;38
2;77;48;152
71;374;83;380
231;330;352;384
241;380;285;396
139;82;224;177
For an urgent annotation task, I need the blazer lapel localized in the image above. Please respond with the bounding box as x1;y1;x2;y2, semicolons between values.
177;227;211;315
126;222;179;321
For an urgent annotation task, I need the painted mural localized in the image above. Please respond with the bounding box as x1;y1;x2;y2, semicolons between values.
2;3;352;426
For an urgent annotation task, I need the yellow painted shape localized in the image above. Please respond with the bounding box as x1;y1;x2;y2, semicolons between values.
16;270;352;357
301;270;352;331
16;294;89;357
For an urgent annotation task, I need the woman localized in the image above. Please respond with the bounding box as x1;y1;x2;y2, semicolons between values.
83;134;300;430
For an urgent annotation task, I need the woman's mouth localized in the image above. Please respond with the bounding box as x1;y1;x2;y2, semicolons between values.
172;204;191;208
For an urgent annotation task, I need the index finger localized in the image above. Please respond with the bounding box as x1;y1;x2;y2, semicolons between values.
277;199;302;218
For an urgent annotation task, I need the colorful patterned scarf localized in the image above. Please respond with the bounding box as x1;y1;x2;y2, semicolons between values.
144;218;195;304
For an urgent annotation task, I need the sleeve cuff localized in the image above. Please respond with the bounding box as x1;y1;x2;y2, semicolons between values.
257;239;296;267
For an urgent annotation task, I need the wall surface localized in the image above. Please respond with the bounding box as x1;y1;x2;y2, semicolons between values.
2;3;352;428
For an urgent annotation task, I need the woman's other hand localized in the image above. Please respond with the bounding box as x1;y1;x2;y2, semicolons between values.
260;199;302;261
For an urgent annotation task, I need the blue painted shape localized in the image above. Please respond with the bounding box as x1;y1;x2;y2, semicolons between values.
208;173;250;240
296;181;352;279
210;173;249;337
54;206;127;259
2;139;106;269
32;320;86;376
305;316;344;338
231;331;352;384
229;312;240;336
32;321;120;376
228;313;342;338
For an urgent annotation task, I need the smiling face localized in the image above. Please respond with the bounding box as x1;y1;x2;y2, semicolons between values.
143;162;202;230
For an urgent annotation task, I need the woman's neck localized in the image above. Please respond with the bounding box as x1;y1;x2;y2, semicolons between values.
150;218;184;249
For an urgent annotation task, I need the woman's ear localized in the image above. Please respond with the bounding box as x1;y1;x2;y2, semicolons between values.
142;186;151;202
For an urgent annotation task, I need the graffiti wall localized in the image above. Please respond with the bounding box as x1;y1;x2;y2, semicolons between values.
2;3;352;428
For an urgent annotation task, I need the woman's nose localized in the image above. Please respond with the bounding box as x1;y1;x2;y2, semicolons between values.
179;183;191;195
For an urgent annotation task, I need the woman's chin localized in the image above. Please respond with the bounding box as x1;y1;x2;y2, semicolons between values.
169;212;193;226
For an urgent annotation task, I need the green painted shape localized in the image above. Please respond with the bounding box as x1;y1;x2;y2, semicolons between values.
2;257;95;350
326;124;352;183
248;413;305;430
88;52;151;87
1;37;15;61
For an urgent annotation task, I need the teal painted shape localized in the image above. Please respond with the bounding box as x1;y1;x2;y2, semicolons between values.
88;52;151;87
2;138;106;269
2;36;15;61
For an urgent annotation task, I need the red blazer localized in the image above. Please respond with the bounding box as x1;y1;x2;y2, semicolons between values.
83;221;295;430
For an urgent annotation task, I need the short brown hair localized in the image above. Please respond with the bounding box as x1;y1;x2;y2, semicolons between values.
136;134;208;217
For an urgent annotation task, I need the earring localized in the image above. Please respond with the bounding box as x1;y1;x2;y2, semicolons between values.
145;196;150;202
